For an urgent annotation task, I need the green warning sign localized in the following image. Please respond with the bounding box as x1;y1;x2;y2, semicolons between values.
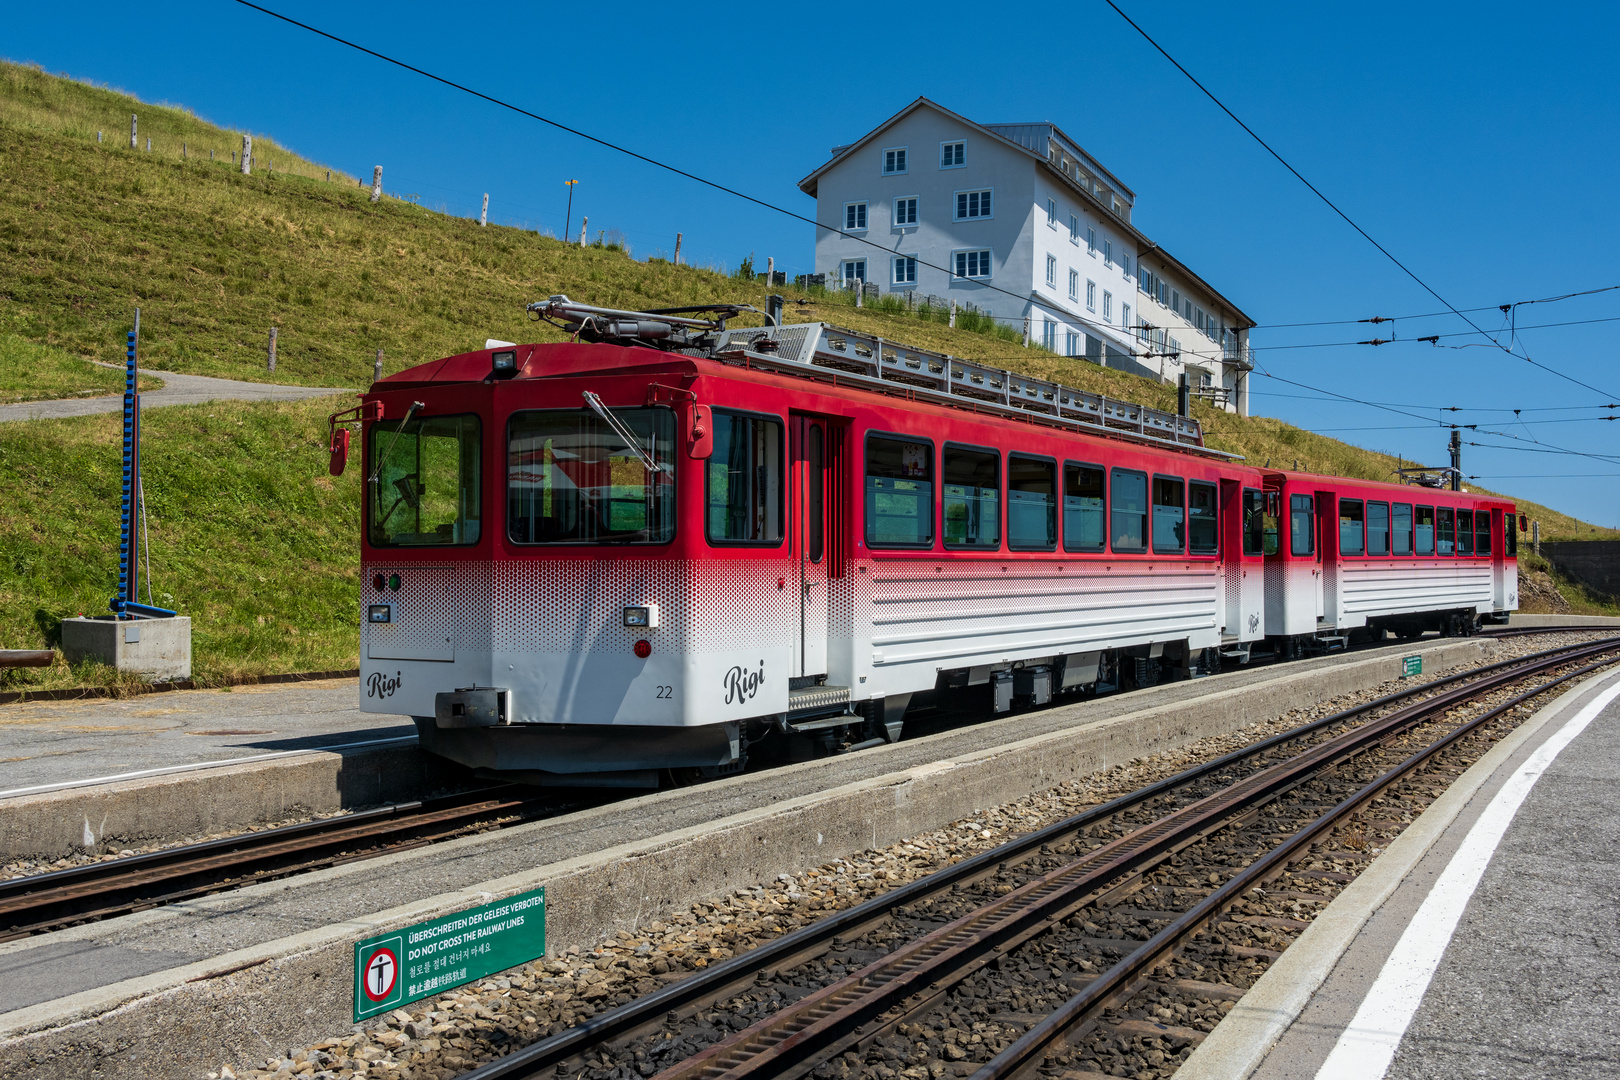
1401;654;1423;678
353;887;545;1021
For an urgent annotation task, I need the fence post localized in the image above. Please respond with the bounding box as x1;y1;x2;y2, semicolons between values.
97;130;103;143
766;257;774;287
1022;316;1030;347
856;281;863;308
129;113;137;150
1532;520;1541;556
949;300;956;328
480;193;489;227
370;166;383;202
674;233;683;265
210;149;214;161
241;134;252;175
374;349;383;383
579;216;588;246
182;142;187;160
145;137;151;152
267;327;278;374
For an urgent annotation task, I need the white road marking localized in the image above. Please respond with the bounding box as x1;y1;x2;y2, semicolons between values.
1314;675;1620;1080
0;735;417;799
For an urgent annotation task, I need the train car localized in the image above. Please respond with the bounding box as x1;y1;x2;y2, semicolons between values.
1254;472;1517;654
332;297;1515;787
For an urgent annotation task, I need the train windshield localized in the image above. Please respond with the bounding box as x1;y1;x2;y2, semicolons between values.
368;414;482;546
506;408;675;544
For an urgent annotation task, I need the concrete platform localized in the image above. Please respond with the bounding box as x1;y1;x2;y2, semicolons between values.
0;678;410;797
1178;659;1620;1080
0;638;1501;1080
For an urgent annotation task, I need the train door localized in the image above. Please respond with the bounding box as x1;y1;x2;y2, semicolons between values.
791;415;844;678
1491;508;1507;609
1316;490;1338;628
1220;480;1264;642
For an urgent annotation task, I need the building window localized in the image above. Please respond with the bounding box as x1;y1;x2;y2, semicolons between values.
1068;269;1079;301
892;255;917;285
953;249;992;279
1047;198;1057;227
894;197;917;226
940;141;965;168
1122;304;1131;333
1045;254;1057;288
883;147;907;175
1069;213;1080;244
1087;227;1097;255
1086;280;1096;311
841;259;866;284
1065;330;1079;356
1170;288;1181;313
955;189;993;220
845;202;867;231
1103;239;1113;267
1103;291;1113;321
1041;318;1056;350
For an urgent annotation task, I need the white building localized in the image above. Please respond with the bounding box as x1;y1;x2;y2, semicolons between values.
798;98;1255;414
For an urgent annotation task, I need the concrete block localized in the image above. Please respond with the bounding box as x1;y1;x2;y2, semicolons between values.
60;616;191;681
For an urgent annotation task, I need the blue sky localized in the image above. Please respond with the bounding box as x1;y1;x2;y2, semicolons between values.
7;0;1619;525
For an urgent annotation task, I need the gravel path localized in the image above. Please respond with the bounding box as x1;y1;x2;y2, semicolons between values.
0;367;352;422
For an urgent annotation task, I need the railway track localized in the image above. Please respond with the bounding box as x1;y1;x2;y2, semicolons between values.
449;634;1620;1080
0;785;582;940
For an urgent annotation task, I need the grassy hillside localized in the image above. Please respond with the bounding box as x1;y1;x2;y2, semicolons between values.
0;63;1612;690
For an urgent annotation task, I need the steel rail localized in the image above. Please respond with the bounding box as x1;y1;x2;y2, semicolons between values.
971;648;1620;1080
460;636;1620;1080
0;786;555;939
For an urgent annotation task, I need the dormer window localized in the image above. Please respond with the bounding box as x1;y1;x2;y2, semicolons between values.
883;147;908;175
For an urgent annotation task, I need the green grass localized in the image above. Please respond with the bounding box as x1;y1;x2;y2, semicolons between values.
0;328;161;403
0;62;1612;690
0;395;359;689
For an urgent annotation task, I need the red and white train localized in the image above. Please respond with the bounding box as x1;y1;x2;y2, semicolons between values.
333;298;1518;787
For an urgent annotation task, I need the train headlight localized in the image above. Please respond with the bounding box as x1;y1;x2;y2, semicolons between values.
623;604;659;628
491;350;518;378
368;604;392;624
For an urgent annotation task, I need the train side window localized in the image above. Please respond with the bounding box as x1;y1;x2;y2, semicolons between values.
1392;503;1413;555
1415;506;1435;555
1339;499;1364;556
1063;462;1105;552
1456;510;1474;556
807;426;824;563
1437;508;1456;555
1242;488;1266;556
1188;482;1217;554
1477;511;1492;556
865;434;934;548
1152;476;1185;554
1290;494;1314;556
1505;515;1517;557
942;444;1000;549
1008;454;1057;551
1110;468;1148;552
706;410;784;545
1367;502;1390;556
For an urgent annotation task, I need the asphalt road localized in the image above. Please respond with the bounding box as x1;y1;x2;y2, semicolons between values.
0;368;351;423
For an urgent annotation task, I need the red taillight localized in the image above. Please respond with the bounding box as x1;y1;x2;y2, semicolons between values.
373;574;386;591
633;640;651;659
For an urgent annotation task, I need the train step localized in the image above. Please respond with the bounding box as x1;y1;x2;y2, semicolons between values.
787;683;852;722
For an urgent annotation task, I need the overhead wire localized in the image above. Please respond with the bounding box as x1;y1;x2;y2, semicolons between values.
1248;284;1620;330
1099;0;1619;402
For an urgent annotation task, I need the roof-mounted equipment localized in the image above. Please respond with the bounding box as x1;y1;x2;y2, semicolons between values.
527;295;758;353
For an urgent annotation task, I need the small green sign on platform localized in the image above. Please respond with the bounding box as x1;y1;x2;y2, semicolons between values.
353;887;545;1021
1401;654;1423;678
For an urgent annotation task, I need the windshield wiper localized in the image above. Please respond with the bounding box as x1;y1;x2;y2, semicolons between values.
368;401;425;485
582;391;667;474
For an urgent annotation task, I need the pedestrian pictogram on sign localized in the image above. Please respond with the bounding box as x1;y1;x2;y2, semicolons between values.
354;935;404;1016
364;946;399;1002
